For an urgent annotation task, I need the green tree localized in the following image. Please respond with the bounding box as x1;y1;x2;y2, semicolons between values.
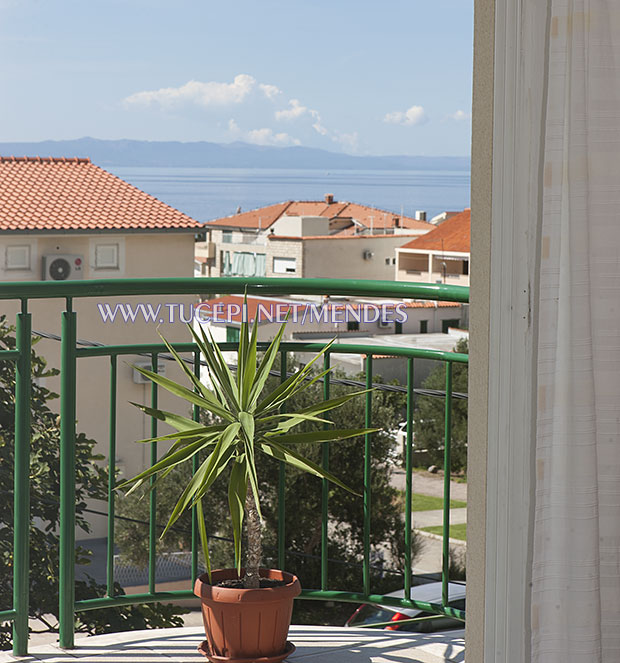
413;339;468;473
0;317;184;650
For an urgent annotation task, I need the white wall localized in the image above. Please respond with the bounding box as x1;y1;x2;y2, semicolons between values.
300;236;413;280
1;231;198;538
270;215;330;237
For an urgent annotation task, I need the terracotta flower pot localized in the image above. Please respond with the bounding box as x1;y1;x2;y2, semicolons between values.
193;568;301;663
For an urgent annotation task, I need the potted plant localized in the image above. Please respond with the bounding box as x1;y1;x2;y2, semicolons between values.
120;311;374;662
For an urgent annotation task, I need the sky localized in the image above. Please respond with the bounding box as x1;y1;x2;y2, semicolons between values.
0;0;474;156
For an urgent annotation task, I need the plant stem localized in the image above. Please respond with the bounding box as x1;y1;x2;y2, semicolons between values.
243;481;262;589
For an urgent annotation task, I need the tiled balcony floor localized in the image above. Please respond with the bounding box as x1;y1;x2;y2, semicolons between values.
1;626;465;663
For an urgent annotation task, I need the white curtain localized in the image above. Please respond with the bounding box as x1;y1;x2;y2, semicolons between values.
533;2;620;661
222;251;232;276
231;252;266;277
254;252;266;276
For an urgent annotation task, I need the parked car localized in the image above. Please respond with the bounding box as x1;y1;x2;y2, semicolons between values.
345;581;466;633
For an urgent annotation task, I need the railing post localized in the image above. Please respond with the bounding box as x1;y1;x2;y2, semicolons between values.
59;300;77;649
192;349;201;582
277;350;287;570
442;362;453;607
404;357;414;603
363;355;373;596
321;352;331;591
13;301;31;656
106;355;117;598
148;353;158;594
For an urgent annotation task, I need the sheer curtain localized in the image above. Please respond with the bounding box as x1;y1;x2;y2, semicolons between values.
532;2;620;661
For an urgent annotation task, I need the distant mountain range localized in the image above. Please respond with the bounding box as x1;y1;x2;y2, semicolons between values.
0;137;470;171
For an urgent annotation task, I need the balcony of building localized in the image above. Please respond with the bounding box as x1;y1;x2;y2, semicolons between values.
0;277;468;663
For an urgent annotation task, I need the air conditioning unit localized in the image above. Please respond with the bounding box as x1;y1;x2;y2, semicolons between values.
133;360;167;384
362;249;374;261
42;255;84;281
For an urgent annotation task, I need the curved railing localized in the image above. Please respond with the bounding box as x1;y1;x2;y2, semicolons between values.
0;277;469;653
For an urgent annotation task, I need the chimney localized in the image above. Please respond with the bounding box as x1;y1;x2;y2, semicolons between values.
415;210;427;221
325;193;334;205
393;216;400;228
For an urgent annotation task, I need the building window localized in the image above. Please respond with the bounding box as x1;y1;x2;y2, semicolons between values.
442;318;460;333
5;245;30;270
222;230;233;244
385;258;390;265
463;260;469;275
273;257;297;274
231;252;266;277
395;321;403;335
392;257;397;265
226;326;240;343
347;320;359;332
95;243;119;269
420;320;428;334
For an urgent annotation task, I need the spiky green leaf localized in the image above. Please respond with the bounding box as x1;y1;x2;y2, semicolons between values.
228;458;247;572
258;439;360;495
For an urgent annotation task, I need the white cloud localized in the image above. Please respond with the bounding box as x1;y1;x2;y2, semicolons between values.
228;118;241;135
246;128;301;146
332;131;359;152
227;118;300;146
309;110;328;136
259;83;282;99
124;74;258;109
448;109;471;121
275;99;327;136
383;105;428;126
275;99;307;121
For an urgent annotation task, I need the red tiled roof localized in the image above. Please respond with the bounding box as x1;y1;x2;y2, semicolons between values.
337;202;431;231
285;201;329;216
320;202;349;217
399;209;471;252
0;156;202;233
206;202;292;229
267;233;423;241
402;300;461;308
206;198;433;233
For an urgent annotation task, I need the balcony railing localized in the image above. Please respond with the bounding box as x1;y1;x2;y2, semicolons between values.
0;277;469;655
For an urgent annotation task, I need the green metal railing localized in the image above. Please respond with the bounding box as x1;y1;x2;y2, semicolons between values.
0;277;469;654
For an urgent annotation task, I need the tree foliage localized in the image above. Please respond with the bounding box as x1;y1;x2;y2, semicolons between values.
0;317;184;650
413;339;469;472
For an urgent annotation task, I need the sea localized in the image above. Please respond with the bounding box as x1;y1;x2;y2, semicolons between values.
107;167;471;224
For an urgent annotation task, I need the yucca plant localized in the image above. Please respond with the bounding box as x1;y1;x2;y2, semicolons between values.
120;311;375;589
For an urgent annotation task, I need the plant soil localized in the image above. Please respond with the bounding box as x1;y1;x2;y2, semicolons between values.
215;578;287;589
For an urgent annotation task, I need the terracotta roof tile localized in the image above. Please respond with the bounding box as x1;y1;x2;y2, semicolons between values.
285;201;329;216
337;202;432;231
206;202;292;229
205;198;434;233
0;156;202;233
267;233;423;241
400;209;471;252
